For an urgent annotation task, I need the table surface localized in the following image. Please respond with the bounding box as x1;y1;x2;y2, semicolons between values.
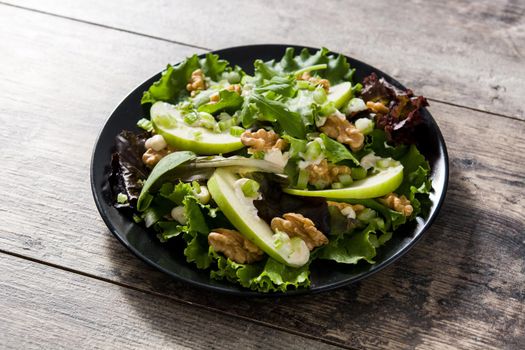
1;1;524;349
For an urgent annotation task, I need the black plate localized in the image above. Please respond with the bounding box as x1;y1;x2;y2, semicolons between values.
91;44;449;296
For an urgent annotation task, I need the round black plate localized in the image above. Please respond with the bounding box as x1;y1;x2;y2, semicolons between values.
91;44;448;296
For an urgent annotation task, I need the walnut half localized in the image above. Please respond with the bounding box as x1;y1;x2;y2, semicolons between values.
379;193;413;217
320;114;364;152
186;69;207;96
306;159;352;189
271;213;328;251
240;129;287;154
208;228;264;264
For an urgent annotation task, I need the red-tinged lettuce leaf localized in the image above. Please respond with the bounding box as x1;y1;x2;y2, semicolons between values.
208;248;310;293
360;73;429;144
252;174;330;234
109;131;151;208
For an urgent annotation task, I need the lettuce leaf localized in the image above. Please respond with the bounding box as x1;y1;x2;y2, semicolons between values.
396;145;432;217
142;53;239;105
317;223;380;264
255;47;354;84
209;248;310;292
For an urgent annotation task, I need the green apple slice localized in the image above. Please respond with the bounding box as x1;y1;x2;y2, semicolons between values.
208;168;310;268
327;82;353;109
150;101;244;155
284;164;404;199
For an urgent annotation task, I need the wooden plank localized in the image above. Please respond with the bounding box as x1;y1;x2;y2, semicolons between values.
0;4;524;349
3;0;525;119
0;254;340;350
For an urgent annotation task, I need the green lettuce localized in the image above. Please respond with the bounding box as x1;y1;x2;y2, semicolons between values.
208;248;311;292
141;53;241;105
255;47;355;84
317;223;383;264
396;145;432;217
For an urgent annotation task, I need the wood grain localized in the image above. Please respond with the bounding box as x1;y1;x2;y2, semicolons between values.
0;4;524;350
4;0;525;119
0;253;340;350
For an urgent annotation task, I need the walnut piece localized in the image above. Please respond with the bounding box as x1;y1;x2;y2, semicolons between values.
226;84;242;94
306;159;351;189
297;71;330;92
142;148;172;168
366;101;389;114
240;129;287;154
320;114;364;152
208;228;264;264
209;91;220;104
379;193;413;217
327;201;365;215
271;213;328;251
186;69;207;96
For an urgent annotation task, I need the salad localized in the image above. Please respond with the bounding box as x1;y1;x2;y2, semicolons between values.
109;47;432;292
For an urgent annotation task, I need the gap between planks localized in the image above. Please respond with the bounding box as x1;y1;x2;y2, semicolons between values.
0;0;523;125
0;248;356;350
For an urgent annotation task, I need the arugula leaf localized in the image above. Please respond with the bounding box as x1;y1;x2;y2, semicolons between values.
254;76;297;97
198;90;244;114
248;93;306;138
209;248;310;292
137;151;196;211
319;133;359;165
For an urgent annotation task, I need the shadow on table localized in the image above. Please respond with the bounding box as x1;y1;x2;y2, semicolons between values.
105;163;497;346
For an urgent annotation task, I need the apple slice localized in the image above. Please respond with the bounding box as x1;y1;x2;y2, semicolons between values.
327;82;353;109
150;101;244;155
284;165;404;199
208;168;310;267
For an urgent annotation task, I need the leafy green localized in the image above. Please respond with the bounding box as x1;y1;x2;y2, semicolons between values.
142;55;200;105
396;145;432;216
241;93;306;138
317;223;379;264
319;133;359;165
137;151;196;211
142;53;240;105
254;75;297;97
255;47;354;84
184;232;212;269
197;90;244;114
364;129;408;159
282;135;307;158
209;248;310;292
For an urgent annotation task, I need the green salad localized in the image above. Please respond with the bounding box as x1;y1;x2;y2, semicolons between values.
110;47;432;292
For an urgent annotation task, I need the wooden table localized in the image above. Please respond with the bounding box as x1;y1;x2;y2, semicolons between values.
1;1;524;349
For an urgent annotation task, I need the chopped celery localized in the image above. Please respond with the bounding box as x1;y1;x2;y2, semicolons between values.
351;167;368;180
136;118;153;132
338;174;353;186
240;179;260;198
117;193;128;204
230;126;245;137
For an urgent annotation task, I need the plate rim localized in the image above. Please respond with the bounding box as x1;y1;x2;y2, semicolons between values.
90;44;449;297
